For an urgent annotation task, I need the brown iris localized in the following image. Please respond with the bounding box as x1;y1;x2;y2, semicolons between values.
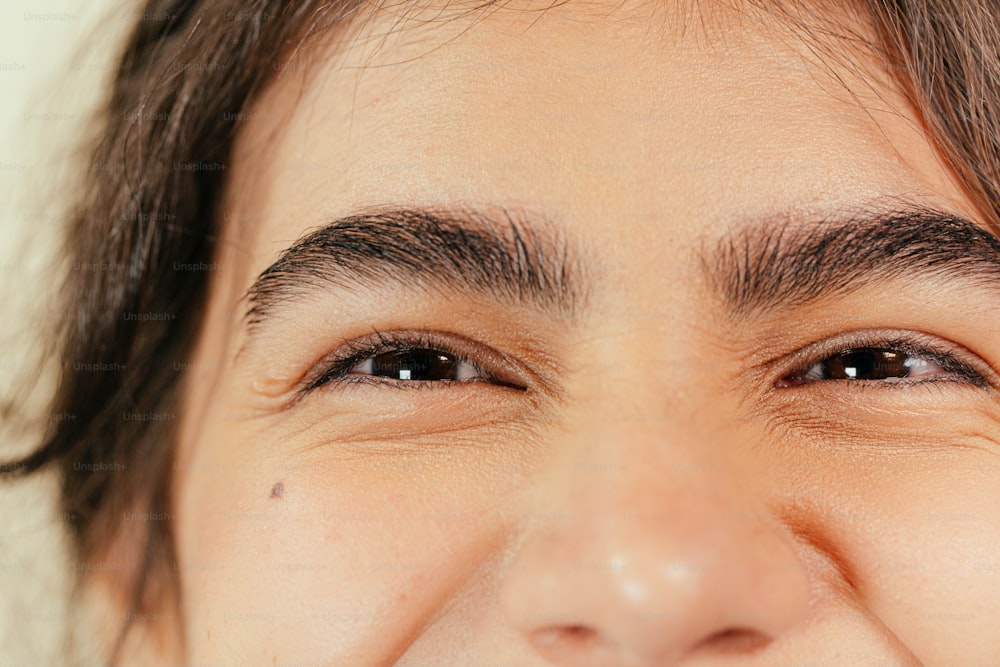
367;348;461;381
822;348;908;380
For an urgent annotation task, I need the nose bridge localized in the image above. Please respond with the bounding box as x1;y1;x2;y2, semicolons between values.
537;401;766;591
539;322;756;547
564;317;721;420
550;336;741;513
500;341;812;664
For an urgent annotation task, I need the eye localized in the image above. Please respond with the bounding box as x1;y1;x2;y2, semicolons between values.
304;329;528;392
349;348;482;382
775;331;993;389
778;347;945;386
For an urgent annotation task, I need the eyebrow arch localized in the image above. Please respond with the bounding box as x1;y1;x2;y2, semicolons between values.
242;204;590;331
703;205;1000;318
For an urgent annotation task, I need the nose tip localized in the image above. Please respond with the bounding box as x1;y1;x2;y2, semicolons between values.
503;538;809;665
500;486;812;665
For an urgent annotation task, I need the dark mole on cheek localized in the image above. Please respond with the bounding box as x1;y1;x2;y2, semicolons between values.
270;482;284;498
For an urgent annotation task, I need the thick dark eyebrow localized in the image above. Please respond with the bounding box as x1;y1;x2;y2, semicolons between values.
703;206;1000;317
242;205;589;330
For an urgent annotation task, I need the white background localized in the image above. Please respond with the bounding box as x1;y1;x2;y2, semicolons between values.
1;0;133;662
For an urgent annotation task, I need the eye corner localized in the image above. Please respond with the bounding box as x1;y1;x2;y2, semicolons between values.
772;374;805;389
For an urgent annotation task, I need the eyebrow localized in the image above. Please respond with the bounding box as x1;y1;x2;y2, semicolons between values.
242;205;589;330
703;206;1000;317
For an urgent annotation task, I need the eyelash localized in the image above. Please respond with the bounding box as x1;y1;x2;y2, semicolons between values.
302;328;995;395
304;329;527;393
774;330;993;390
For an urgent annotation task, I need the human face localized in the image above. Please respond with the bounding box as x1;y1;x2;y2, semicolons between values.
169;1;1000;665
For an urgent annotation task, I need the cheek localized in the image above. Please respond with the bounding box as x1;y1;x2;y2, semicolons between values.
859;457;1000;665
775;445;1000;666
174;414;519;664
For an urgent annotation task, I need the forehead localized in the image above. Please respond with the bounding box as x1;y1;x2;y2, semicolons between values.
222;0;971;275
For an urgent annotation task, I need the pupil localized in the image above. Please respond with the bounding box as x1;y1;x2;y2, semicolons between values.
370;348;458;381
827;348;908;380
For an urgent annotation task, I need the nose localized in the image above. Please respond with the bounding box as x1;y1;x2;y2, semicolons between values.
500;407;812;665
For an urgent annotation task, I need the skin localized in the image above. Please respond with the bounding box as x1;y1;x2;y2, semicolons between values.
127;1;1000;664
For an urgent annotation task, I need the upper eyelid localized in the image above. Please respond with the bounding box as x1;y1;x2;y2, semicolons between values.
767;330;945;370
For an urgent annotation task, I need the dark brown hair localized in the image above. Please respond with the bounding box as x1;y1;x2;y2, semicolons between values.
2;0;999;663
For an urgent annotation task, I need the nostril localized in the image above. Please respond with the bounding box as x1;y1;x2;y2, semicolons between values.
531;624;621;662
694;627;772;654
565;625;597;641
535;624;600;647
